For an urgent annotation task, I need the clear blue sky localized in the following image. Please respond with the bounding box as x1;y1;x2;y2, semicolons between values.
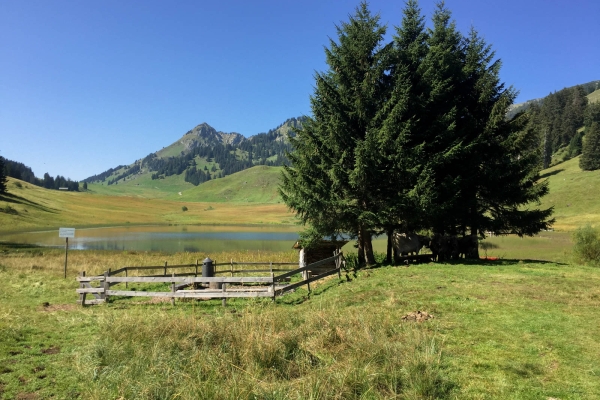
1;0;598;181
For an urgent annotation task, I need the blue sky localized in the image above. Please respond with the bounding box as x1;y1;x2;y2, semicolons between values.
1;0;598;181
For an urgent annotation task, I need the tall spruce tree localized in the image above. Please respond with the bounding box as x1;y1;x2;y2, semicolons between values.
580;122;600;171
280;2;391;266
402;4;553;243
377;0;429;263
411;2;465;235
282;1;553;265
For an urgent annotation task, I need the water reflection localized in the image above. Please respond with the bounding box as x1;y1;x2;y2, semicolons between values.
0;225;301;253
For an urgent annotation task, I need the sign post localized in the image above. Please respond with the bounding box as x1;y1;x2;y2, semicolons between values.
59;228;75;278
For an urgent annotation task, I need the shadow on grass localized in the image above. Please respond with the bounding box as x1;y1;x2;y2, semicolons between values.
0;241;44;250
361;256;568;269
539;168;564;179
0;192;60;214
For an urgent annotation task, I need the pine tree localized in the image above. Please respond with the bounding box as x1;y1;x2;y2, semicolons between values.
0;156;7;194
403;5;553;243
580;122;600;171
280;2;391;266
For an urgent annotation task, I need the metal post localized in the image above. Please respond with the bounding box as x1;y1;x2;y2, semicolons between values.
64;237;68;279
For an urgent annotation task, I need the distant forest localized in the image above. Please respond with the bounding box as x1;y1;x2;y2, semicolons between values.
522;81;600;167
2;159;80;191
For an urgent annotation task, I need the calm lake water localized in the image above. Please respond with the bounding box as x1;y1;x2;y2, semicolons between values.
0;225;304;253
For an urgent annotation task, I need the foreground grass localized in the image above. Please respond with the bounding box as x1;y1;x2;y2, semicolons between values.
1;245;599;399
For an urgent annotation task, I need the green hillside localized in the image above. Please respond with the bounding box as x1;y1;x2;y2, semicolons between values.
170;165;283;203
539;156;600;230
588;88;600;103
87;171;194;199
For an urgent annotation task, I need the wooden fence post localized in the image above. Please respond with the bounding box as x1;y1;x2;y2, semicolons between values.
195;259;198;277
222;283;227;307
230;259;234;277
79;271;86;306
271;272;276;301
125;268;128;288
164;261;167;276
171;272;175;306
103;271;109;303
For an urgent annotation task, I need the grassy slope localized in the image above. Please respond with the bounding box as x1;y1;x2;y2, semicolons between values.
0;248;599;398
0;178;292;233
170;165;283;203
588;88;600;103
538;156;600;230
88;171;194;199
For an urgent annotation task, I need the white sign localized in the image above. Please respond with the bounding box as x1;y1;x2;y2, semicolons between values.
59;228;75;238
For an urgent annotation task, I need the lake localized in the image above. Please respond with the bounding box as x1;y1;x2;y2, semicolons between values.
0;225;304;253
0;225;570;261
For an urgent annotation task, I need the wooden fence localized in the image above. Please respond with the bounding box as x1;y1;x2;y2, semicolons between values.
76;251;346;306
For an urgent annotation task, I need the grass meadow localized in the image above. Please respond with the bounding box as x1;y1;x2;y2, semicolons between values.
0;177;293;233
2;157;600;398
1;242;600;399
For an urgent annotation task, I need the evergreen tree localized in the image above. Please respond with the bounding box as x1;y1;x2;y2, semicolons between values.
580;122;600;171
280;2;391;266
0;156;7;194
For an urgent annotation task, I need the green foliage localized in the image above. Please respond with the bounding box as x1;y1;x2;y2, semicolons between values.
528;85;590;167
0;155;7;194
181;205;188;212
280;2;390;266
580;122;600;170
281;1;552;265
572;224;600;265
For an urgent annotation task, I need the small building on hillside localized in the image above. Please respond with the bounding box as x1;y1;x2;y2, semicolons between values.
292;239;348;277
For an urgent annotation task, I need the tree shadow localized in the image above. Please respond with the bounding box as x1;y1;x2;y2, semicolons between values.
539;169;564;179
0;193;60;214
442;258;568;266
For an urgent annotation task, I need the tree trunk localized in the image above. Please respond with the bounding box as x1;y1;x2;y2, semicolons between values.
357;228;366;266
358;225;375;267
469;206;480;259
386;228;393;265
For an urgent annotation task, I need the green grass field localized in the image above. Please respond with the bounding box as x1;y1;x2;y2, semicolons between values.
0;178;293;233
86;165;281;204
538;156;600;230
1;246;599;399
169;165;283;203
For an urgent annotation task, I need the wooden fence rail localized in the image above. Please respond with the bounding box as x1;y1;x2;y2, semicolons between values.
76;252;346;306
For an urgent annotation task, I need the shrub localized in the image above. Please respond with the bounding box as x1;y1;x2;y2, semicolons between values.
181;206;188;212
572;224;600;265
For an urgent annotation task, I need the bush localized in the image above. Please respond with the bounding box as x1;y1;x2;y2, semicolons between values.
181;206;188;212
572;224;600;265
